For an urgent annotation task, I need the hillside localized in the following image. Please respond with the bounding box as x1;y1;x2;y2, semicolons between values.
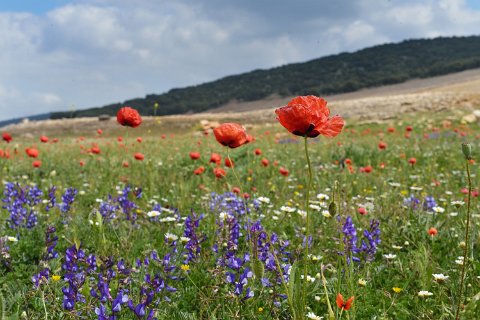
45;35;480;119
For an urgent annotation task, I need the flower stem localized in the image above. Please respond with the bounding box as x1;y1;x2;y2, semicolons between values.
303;137;313;312
455;159;472;320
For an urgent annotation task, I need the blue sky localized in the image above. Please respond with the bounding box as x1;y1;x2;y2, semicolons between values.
0;0;479;121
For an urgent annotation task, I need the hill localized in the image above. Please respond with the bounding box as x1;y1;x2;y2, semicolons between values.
45;35;480;119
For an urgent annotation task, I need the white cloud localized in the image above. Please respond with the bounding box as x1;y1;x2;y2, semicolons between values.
0;0;479;121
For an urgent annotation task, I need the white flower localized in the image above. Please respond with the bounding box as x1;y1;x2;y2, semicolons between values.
147;210;161;218
389;182;401;187
165;233;178;242
418;290;433;297
410;186;423;191
358;278;367;286
451;200;465;207
322;210;331;218
180;236;191;243
297;209;306;218
257;196;270;204
219;212;228;221
309;204;321;211
316;194;330;201
306;312;323;320
159;217;176;223
432;274;449;282
455;256;465;265
383;254;397;260
280;206;296;213
432;206;445;213
7;236;18;242
392;245;403;250
450;212;458;217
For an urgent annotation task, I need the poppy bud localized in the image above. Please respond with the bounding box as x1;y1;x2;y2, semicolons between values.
328;201;337;216
462;143;472;160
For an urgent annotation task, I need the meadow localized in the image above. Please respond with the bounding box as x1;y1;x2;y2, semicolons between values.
0;103;479;319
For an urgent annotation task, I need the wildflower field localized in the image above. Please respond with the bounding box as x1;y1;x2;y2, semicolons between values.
0;98;479;320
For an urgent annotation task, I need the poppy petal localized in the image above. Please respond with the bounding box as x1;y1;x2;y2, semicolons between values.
336;293;344;309
317;115;344;137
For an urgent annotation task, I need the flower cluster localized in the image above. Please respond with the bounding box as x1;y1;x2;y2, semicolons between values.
2;182;42;229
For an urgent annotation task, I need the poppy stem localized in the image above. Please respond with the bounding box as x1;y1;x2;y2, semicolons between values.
303;137;313;312
455;158;472;320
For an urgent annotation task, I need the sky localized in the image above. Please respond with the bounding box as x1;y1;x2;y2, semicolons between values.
0;0;479;121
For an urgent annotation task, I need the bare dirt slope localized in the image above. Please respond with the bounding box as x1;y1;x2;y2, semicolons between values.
3;69;480;136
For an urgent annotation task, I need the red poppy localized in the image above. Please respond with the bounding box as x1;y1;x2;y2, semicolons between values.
210;153;221;164
243;193;250;199
232;187;241;194
357;207;367;215
190;152;201;160
275;95;344;138
345;158;352;165
26;148;39;158
213;123;248;148
40;135;49;143
122;161;129;167
428;227;438;236
137;137;142;143
134;153;144;160
79;160;85;167
254;148;262;155
2;132;12;143
117;136;123;142
90;147;101;154
213;167;226;178
52;138;59;143
279;167;289;176
387;127;395;133
378;141;387;150
362;165;373;173
97;129;103;135
194;166;205;175
406;126;413;132
408;157;417;165
161;134;166;139
261;158;269;167
32;160;42;168
336;293;354;311
225;158;234;168
117;106;142;128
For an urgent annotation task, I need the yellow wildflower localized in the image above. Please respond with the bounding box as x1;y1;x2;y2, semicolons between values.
181;264;190;272
52;275;61;282
392;287;402;293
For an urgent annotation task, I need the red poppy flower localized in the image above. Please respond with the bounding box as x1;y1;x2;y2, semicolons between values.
137;137;142;143
90;147;101;154
275;95;344;138
117;106;142;128
243;193;250;199
190;152;201;160
134;153;144;161
194;166;205;175
225;158;234;168
52;138;59;143
32;160;42;168
254;148;262;155
345;158;352;165
279;167;289;176
117;136;123;142
213;123;248;148
357;207;367;215
26;148;39;158
408;157;417;165
40;135;49;143
362;165;373;173
406;126;413;132
2;132;12;143
213;167;226;178
122;161;129;167
97;129;103;135
378;142;387;150
428;227;438;236
387;127;395;133
79;160;85;167
232;187;241;194
336;293;354;311
261;158;269;167
210;153;221;164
